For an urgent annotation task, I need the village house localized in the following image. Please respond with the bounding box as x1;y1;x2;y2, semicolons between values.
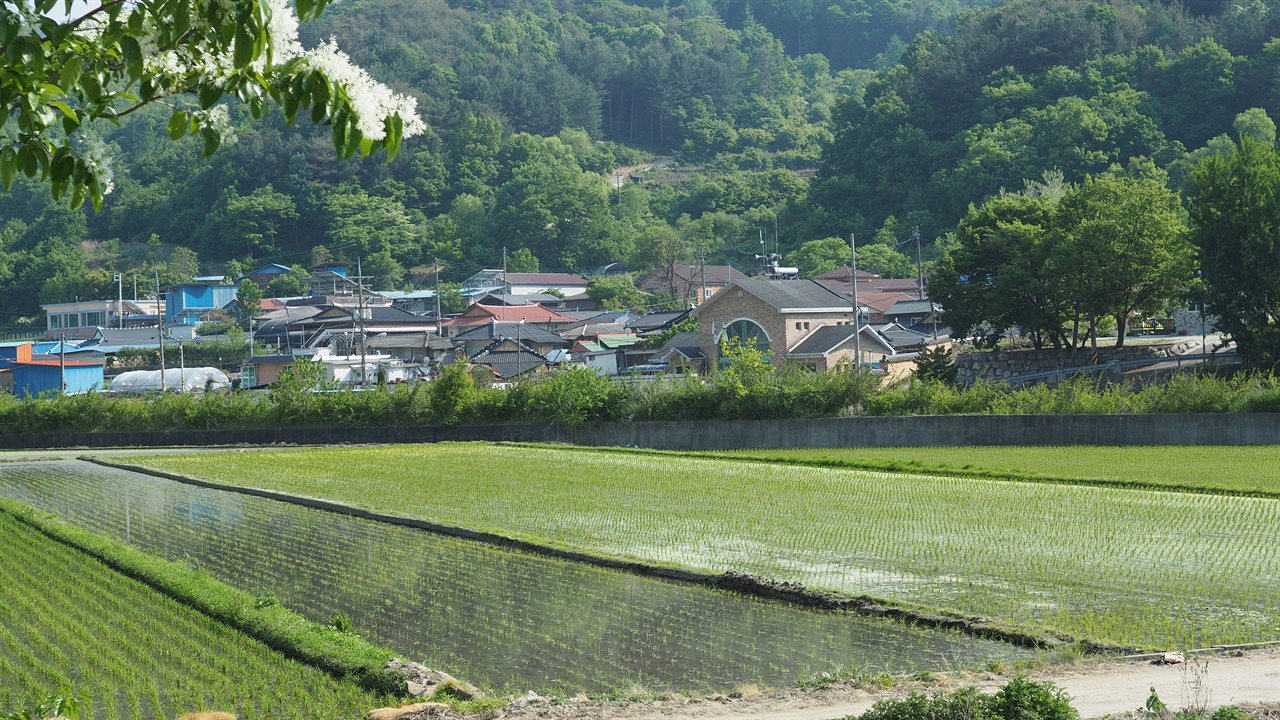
461;270;591;298
41;299;163;340
694;279;897;371
636;265;748;305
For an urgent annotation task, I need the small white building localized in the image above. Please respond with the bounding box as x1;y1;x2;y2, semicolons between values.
42;299;163;340
461;270;590;297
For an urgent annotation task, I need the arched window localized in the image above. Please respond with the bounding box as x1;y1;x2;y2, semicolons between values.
720;319;770;353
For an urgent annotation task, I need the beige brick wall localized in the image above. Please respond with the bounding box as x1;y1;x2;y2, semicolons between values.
698;289;859;368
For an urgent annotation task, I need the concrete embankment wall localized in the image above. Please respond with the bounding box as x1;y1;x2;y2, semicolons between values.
2;413;1279;449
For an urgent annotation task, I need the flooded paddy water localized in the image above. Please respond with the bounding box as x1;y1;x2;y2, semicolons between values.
0;460;1036;693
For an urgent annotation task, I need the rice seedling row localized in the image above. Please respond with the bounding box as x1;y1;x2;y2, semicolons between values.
0;507;389;720
708;445;1280;496
0;461;1034;694
129;444;1280;651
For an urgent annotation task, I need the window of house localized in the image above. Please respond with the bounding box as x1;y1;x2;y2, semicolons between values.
65;314;80;328
721;319;769;353
49;314;61;329
85;312;104;327
804;322;810;330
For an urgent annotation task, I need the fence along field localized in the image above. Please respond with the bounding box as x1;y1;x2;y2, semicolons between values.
0;507;388;720
709;446;1280;497
129;444;1280;652
0;461;1035;694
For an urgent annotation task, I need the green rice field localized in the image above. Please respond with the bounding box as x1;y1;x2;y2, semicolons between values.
708;446;1280;496
130;443;1280;652
0;507;387;720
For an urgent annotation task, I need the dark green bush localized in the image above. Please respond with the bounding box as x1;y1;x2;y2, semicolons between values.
853;678;1076;720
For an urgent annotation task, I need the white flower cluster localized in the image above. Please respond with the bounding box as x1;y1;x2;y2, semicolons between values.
75;132;115;195
194;105;238;146
261;0;425;142
299;39;425;141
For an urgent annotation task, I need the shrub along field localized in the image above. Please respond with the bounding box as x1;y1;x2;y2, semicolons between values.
0;502;391;719
130;444;1280;653
706;446;1280;498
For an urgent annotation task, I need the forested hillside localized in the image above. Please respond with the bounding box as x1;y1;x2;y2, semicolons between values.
800;0;1280;243
0;0;1274;322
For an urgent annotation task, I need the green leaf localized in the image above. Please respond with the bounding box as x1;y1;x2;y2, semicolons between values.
88;178;103;212
50;150;73;183
69;181;86;210
296;0;314;21
282;93;299;125
173;0;191;38
121;36;143;83
200;126;221;158
233;23;255;69
384;114;403;163
167;111;188;140
0;147;16;191
18;145;37;177
50;100;75;120
59;57;82;92
198;84;223;109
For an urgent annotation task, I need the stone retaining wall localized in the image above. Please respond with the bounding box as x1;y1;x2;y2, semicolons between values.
955;339;1200;385
4;412;1279;449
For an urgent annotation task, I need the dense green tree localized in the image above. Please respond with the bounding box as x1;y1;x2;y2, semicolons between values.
267;265;311;297
790;236;849;277
507;247;541;273
1188;137;1280;369
1053;176;1192;347
930;193;1067;349
586;276;651;311
232;279;263;329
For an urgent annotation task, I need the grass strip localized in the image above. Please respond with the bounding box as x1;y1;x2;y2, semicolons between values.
0;494;405;695
506;443;1280;500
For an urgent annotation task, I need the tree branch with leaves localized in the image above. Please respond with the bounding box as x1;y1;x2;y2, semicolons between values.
0;0;425;210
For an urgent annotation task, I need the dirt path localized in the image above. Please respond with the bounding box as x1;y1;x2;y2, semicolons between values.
503;651;1280;720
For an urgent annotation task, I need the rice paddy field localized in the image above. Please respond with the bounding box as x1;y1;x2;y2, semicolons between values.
0;461;1032;694
711;446;1280;496
128;443;1280;652
0;506;388;720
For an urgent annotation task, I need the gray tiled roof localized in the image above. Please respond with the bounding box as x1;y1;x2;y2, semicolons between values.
451;322;570;346
885;299;938;316
471;341;551;378
628;309;690;333
735;279;851;312
652;331;705;361
789;324;895;356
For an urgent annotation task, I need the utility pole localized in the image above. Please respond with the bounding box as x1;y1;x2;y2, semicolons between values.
501;246;507;322
115;273;123;329
357;256;366;388
434;257;442;324
179;344;185;393
851;233;861;368
132;274;137;302
699;245;707;305
156;271;166;392
59;332;66;395
914;225;924;300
